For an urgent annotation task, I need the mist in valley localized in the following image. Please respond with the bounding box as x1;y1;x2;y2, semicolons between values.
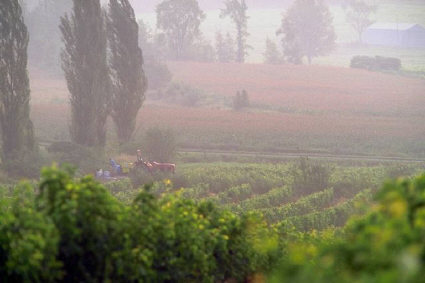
1;0;425;281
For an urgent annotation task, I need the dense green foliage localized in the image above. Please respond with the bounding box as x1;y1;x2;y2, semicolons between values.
258;188;335;223
142;161;418;232
0;166;275;282
271;173;425;282
1;162;425;282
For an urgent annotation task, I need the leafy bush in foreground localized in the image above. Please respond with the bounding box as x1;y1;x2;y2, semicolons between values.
0;166;275;282
2;165;425;283
270;174;425;282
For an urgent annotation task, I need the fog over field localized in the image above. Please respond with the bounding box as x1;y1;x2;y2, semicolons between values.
1;0;425;282
130;0;425;64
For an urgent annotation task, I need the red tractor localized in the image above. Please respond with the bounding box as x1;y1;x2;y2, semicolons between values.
133;150;176;174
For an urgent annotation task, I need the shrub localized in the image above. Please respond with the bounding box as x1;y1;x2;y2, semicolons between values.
375;56;402;71
233;89;250;110
145;59;172;90
104;178;133;194
151;82;203;107
350;55;401;71
270;173;425;282
0;183;62;282
292;158;331;195
47;141;105;174
0;166;276;282
350;55;376;70
2;149;44;179
141;127;176;162
128;167;165;189
37;166;125;282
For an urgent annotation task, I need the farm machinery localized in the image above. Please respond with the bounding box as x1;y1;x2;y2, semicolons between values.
96;150;175;181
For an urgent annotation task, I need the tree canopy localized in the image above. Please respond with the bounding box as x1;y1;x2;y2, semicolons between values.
0;165;275;282
277;0;336;64
156;0;205;60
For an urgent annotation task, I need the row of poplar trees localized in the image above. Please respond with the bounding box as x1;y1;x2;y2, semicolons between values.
0;0;146;166
61;0;146;147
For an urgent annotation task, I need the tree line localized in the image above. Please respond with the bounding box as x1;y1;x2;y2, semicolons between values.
61;0;146;146
265;0;375;64
21;0;376;69
144;0;375;65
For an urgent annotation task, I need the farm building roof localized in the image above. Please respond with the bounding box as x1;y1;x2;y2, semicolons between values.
367;23;424;31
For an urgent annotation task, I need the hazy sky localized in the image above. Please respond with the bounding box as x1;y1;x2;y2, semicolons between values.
128;0;290;12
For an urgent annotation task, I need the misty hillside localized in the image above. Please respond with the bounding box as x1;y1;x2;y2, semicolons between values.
1;0;425;282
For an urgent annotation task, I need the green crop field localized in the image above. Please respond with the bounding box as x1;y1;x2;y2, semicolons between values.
108;160;425;231
3;161;425;281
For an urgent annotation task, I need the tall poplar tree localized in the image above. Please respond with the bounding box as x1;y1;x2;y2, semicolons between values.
60;0;111;147
108;0;147;143
221;0;249;63
0;0;35;160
